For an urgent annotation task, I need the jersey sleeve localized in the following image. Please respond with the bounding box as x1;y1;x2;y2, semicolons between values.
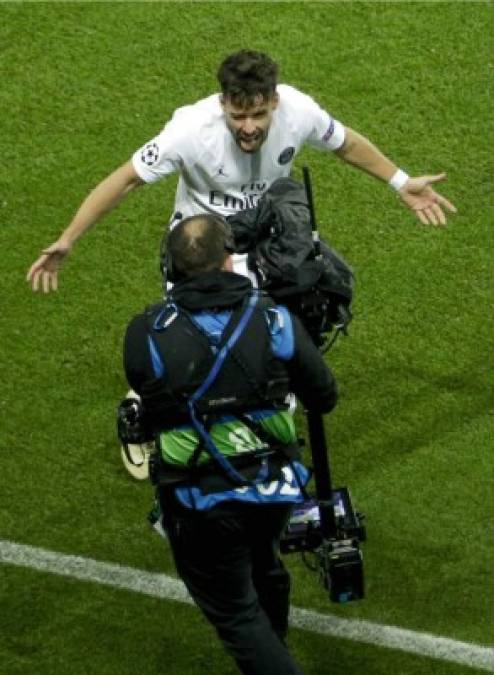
131;114;191;184
309;115;346;152
284;85;346;152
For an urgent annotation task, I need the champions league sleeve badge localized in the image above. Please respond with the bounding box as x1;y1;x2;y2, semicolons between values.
278;146;295;165
322;119;335;143
141;142;160;166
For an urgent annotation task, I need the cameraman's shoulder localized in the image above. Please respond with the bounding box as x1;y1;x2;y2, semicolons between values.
125;300;164;341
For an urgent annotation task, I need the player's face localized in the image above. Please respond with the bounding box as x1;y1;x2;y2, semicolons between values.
221;93;279;153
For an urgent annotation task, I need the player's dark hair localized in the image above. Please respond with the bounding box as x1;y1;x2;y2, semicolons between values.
217;50;279;106
166;214;235;279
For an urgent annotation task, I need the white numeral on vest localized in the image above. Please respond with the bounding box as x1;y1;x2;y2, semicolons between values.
234;464;301;497
279;466;301;496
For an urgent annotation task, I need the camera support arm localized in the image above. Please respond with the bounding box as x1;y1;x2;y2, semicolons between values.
279;166;365;603
306;410;337;538
303;165;322;260
302;165;339;536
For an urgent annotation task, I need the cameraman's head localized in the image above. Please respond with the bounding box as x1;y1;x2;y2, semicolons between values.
166;214;235;282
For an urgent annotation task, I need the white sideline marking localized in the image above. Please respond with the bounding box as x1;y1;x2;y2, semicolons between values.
1;540;493;672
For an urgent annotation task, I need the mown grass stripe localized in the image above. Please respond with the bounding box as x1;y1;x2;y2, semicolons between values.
1;539;493;672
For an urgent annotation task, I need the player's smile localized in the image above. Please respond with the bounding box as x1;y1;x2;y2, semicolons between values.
236;129;264;152
221;93;279;154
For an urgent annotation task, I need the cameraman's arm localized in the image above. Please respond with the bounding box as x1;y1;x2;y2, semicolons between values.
285;315;338;413
123;313;153;394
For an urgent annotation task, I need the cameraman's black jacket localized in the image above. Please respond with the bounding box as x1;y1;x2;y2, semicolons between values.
124;271;337;462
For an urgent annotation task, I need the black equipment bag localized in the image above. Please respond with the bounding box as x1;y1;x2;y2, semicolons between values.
227;178;353;342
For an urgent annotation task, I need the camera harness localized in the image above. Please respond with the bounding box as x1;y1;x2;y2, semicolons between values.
145;289;305;496
185;291;264;486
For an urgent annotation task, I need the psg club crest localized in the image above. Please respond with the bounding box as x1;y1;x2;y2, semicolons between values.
141;142;159;166
278;146;295;165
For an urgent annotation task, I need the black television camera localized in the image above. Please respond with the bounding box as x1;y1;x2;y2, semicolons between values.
272;167;366;604
227;168;354;354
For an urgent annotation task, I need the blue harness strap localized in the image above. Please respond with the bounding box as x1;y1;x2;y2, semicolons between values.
187;292;261;486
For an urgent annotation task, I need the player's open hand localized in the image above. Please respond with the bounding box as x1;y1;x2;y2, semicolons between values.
26;241;71;293
398;173;457;226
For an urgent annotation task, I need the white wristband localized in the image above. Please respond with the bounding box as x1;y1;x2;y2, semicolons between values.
388;169;409;191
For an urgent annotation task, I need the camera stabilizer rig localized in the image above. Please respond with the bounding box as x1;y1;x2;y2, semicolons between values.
280;410;366;603
279;167;366;604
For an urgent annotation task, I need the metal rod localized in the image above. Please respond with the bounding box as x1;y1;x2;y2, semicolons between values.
302;165;322;258
306;409;337;538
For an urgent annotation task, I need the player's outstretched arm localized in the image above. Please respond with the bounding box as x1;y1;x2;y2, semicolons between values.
27;161;145;293
334;127;457;226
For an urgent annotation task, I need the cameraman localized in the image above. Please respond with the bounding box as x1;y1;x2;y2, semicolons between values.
123;214;337;675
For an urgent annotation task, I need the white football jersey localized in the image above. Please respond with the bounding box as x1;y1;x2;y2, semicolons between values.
132;84;345;222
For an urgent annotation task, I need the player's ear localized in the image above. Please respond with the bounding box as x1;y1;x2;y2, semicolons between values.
271;92;279;109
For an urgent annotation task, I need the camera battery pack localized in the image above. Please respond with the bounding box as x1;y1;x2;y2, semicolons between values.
327;539;364;603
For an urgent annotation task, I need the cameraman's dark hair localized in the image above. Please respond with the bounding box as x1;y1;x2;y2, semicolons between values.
166;214;234;279
217;50;279;106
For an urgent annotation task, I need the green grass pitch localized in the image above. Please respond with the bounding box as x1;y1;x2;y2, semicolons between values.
1;2;493;674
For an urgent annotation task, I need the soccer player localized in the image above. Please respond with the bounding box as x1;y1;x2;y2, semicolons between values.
27;49;456;292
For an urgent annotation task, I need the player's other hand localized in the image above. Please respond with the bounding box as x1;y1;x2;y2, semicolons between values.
399;173;457;226
26;240;72;292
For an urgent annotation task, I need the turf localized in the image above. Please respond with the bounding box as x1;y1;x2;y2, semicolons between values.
1;1;493;674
